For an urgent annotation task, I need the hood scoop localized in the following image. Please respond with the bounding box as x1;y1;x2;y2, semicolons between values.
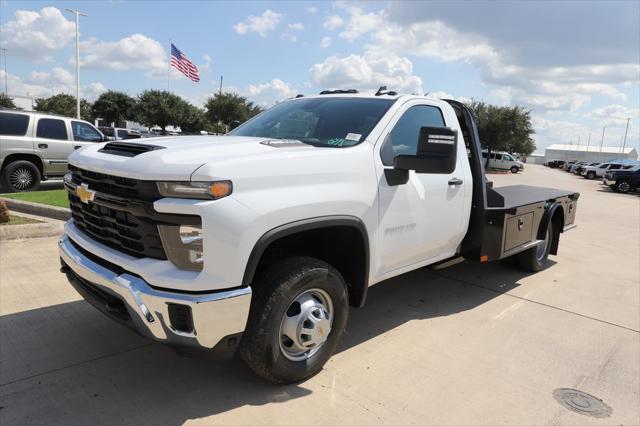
98;142;166;157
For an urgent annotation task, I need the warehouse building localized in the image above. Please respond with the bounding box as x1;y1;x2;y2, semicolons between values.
544;144;638;163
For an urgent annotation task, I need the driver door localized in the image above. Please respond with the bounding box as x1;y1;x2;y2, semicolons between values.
373;101;470;281
71;121;104;149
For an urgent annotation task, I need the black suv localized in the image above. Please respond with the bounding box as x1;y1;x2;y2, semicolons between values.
603;168;640;193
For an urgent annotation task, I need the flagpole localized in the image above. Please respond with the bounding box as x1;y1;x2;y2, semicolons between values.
167;39;171;92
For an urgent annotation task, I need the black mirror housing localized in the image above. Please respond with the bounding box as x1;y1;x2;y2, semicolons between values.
394;126;457;174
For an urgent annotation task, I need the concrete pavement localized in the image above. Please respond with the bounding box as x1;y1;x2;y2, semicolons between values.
0;164;638;425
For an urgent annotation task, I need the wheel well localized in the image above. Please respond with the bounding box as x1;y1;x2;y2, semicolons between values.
1;154;44;175
248;224;369;308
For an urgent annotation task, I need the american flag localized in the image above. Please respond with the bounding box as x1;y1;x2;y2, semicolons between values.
170;43;200;82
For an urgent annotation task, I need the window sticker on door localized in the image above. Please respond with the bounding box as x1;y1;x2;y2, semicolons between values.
345;133;362;141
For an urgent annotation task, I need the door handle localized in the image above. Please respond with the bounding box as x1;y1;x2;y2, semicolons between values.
74;145;82;150
448;178;463;186
38;143;48;149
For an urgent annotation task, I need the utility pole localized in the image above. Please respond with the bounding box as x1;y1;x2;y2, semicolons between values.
1;48;7;94
586;131;592;161
66;9;87;119
622;117;630;155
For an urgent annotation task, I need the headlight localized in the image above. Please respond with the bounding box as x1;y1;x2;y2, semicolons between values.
63;171;73;186
158;224;204;271
157;181;232;200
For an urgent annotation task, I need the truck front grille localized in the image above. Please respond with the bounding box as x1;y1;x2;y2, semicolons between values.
67;166;167;260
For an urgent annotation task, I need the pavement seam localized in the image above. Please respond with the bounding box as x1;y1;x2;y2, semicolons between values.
0;343;155;388
430;270;640;334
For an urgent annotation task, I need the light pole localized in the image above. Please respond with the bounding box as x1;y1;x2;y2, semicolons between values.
66;9;87;119
622;117;630;155
1;48;7;94
599;125;606;163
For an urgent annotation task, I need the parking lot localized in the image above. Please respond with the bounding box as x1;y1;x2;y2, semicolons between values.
0;164;638;425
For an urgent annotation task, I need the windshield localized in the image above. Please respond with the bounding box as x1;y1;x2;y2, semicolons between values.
229;97;395;147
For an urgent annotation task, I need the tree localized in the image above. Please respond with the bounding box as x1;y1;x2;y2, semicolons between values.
179;104;209;133
204;92;262;131
135;90;189;132
34;94;93;121
92;90;136;126
0;93;18;109
466;101;535;166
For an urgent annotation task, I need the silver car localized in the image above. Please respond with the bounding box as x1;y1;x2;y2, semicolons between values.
0;110;106;192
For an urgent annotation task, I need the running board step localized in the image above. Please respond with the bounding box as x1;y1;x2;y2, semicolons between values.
429;256;465;271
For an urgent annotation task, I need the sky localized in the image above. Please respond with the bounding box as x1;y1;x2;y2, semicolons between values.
0;0;638;154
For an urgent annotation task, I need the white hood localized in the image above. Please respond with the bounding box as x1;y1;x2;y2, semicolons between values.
68;136;318;181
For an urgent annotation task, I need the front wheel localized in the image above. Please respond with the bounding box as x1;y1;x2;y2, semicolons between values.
586;171;596;180
510;166;519;173
517;221;554;272
614;180;631;193
1;160;41;192
239;257;349;384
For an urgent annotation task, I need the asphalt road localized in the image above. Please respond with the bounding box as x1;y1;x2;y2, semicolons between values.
0;164;638;425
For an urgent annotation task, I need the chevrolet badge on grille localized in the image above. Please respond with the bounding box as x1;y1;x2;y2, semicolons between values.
76;183;96;204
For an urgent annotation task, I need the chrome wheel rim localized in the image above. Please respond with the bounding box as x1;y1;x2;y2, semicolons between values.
9;167;34;190
536;226;551;262
279;288;333;362
618;182;630;192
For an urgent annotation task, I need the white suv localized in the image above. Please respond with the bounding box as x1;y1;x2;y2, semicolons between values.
0;110;106;191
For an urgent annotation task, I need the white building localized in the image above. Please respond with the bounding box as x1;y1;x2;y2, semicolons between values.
544;144;638;163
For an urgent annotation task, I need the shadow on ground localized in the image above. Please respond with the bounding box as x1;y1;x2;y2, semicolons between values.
0;259;541;425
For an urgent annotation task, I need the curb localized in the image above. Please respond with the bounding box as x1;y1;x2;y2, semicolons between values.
1;197;71;221
0;219;65;240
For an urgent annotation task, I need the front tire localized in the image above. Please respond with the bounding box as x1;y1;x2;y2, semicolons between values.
586;171;596;180
239;257;349;384
517;221;554;272
510;166;519;173
1;160;41;192
614;180;631;193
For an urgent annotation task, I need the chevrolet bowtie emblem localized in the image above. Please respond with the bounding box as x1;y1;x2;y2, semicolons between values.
75;183;96;204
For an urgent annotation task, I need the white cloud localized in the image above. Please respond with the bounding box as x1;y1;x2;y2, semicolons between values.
228;78;299;107
339;7;384;41
333;6;638;113
588;104;639;127
323;15;344;31
320;36;332;48
233;10;282;38
307;6;318;14
77;34;167;76
425;91;453;100
1;69;105;103
310;49;423;94
0;6;75;61
288;22;304;31
201;54;213;71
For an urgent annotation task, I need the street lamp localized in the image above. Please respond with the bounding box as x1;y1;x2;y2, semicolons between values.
1;48;7;94
65;9;87;119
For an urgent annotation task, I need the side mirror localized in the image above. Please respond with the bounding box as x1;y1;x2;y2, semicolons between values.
394;126;457;174
229;120;241;131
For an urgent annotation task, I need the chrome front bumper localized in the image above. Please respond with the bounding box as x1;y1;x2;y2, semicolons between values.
58;234;252;350
603;178;616;186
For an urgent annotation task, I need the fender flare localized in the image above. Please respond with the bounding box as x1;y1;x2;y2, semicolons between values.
241;215;370;306
538;202;564;255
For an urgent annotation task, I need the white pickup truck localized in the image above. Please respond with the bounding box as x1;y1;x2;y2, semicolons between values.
59;92;579;383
